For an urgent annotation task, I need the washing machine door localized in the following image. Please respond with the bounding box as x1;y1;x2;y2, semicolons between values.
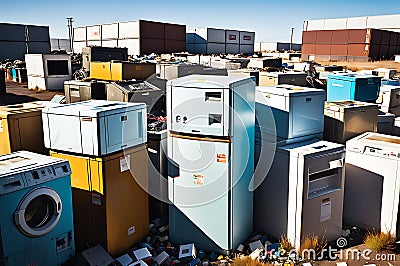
14;187;62;237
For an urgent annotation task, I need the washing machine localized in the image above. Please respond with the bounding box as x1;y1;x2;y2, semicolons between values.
344;132;400;237
0;151;75;266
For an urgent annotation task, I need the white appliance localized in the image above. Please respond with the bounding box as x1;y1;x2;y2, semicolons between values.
42;100;147;156
0;151;75;265
344;132;400;237
259;72;308;87
255;85;325;144
167;75;255;254
373;68;397;80
254;139;345;250
25;54;72;91
324;101;379;144
378;85;400;116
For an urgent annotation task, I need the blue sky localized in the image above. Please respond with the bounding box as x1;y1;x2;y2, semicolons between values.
1;0;400;43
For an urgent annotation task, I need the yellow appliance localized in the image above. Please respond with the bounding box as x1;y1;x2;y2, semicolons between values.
50;144;149;257
0;102;48;155
90;61;156;81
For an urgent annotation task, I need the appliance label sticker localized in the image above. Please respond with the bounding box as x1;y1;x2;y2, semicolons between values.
193;174;204;185
217;154;227;163
320;200;331;222
128;226;135;236
92;193;102;206
120;155;131;172
0;119;3;132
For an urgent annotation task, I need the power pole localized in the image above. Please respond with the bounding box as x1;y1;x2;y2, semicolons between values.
290;27;294;51
67;17;74;53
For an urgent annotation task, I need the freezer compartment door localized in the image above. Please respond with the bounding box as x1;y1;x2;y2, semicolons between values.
169;136;230;249
170;87;229;136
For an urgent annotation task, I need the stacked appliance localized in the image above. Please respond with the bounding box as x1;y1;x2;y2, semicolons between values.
254;85;346;250
42;100;149;256
0;102;54;155
327;73;381;102
25;54;72;91
167;75;255;254
323;101;379;144
0;151;75;265
90;61;156;81
378;85;400;116
64;80;107;103
158;64;228;80
258;72;308;87
344;132;400;238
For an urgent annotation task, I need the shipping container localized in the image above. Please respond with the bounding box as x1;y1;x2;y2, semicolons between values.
164;40;186;53
348;29;368;44
388;46;397;59
347;44;369;56
118;21;140;39
226;44;240;54
347;17;368;29
367;14;400;29
87;25;101;41
102;23;119;40
186;43;206;54
390;32;399;46
315;44;331;55
0;41;26;61
208;43;225;54
0;23;26;42
381;31;391;45
73;41;87;54
239;44;254;54
239;31;255;45
302;31;317;44
369;44;380;60
304;19;325;31
301;43;316;54
370;29;382;45
118;39;140;55
330;44;348;56
196;28;225;43
379;45;389;59
27;41;51;54
87;40;102;47
102;39;118;48
26;25;50;42
332;30;349;44
225;30;239;44
141;39;165;54
73;27;86;42
164;24;186;41
324;18;347;30
140;20;165;39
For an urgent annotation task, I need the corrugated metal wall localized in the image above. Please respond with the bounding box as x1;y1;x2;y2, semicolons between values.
301;28;400;62
73;20;186;55
0;23;50;61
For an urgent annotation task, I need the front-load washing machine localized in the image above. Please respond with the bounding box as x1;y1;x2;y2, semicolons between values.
0;151;75;266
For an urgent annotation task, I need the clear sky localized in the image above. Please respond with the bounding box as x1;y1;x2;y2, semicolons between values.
1;0;400;43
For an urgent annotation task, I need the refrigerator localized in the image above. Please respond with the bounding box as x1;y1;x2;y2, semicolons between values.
167;75;255;254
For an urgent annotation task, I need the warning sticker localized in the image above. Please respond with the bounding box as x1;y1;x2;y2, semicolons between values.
120;155;131;172
193;174;204;185
0;118;3;133
320;199;331;222
217;154;227;163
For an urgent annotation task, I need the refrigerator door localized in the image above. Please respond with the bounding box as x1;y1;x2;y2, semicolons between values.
169;86;230;137
169;136;230;250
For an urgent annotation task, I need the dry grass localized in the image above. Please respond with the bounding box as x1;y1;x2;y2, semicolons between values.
279;234;294;252
364;230;395;252
232;256;273;266
299;234;328;261
316;60;400;72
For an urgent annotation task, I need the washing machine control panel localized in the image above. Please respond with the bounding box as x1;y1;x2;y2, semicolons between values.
0;174;26;195
25;163;71;186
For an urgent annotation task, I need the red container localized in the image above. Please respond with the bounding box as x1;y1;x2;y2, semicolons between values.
316;30;333;44
330;44;348;56
164;24;186;41
331;30;348;45
347;44;369;56
302;31;317;44
315;44;331;55
140;38;165;54
301;43;316;54
139;21;165;39
164;40;186;53
370;29;382;45
348;29;368;44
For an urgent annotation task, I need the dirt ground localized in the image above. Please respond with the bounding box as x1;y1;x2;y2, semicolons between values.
316;60;400;73
0;80;63;105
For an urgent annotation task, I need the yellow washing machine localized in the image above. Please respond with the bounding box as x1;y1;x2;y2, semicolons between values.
50;144;149;257
0;102;49;155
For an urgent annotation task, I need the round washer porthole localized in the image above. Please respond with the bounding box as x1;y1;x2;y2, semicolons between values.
14;187;62;237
